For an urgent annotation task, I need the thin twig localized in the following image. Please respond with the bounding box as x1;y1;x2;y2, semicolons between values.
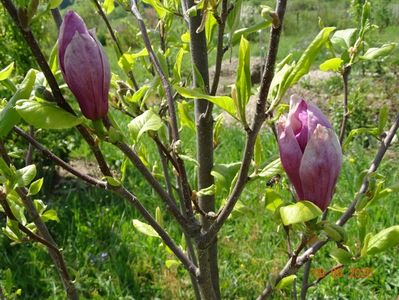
24;126;34;165
300;260;312;299
339;66;352;144
199;0;288;249
114;141;200;235
91;0;139;90
14;127;106;188
256;111;399;299
130;0;194;218
50;8;62;29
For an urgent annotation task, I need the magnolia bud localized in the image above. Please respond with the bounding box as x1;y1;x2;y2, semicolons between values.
58;11;110;120
277;95;342;211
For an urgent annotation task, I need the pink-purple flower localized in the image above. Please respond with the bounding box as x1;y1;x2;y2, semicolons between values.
277;95;343;211
58;11;110;120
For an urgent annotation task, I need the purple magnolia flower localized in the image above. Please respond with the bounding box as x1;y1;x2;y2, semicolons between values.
58;11;110;120
277;95;342;211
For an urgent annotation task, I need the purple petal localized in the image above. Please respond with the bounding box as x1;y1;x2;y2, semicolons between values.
88;30;111;107
288;96;308;152
58;11;89;74
63;32;108;120
277;118;304;199
307;101;332;140
299;125;342;211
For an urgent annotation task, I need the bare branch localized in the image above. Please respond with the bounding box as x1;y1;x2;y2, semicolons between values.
339;66;352;144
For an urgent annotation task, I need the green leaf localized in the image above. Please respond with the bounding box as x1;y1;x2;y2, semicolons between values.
320;57;343;72
378;105;388;134
360;43;397;60
275;27;335;104
15;99;82;129
252;158;281;179
15;164;36;188
48;41;58;74
286;27;336;88
330;248;352;265
279;201;322;226
331;28;357;49
132;219;160;238
177;101;195;131
28;178;43;196
165;259;180;269
264;188;283;213
197;184;215;197
48;0;62;9
365;225;399;256
173;48;187;80
235;36;251;124
0;69;37;138
254;135;262;169
231;20;272;46
103;176;122;187
42;209;60;222
142;0;172;19
343;127;379;150
155;207;163;227
0;62;14;81
205;13;217;46
174;86;237;118
128;110;163;141
118;49;149;74
276;275;296;290
33;199;47;214
103;0;115;14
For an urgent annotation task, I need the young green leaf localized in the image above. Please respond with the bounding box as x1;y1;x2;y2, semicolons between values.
235;36;251;125
378;105;388;134
330;28;357;49
330;248;352;265
28;178;44;196
15;164;37;188
177;101;195;131
279;201;322;226
319;57;343;72
276;275;297;290
41;209;60;222
0;69;37;137
0;62;14;81
48;0;63;9
132;219;160;238
174;86;237;118
15;99;82;129
360;43;397;60
128;110;163;141
365;225;399;256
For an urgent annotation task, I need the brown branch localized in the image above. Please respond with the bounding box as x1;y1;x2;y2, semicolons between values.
198;0;287;249
130;0;194;218
256;110;399;299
